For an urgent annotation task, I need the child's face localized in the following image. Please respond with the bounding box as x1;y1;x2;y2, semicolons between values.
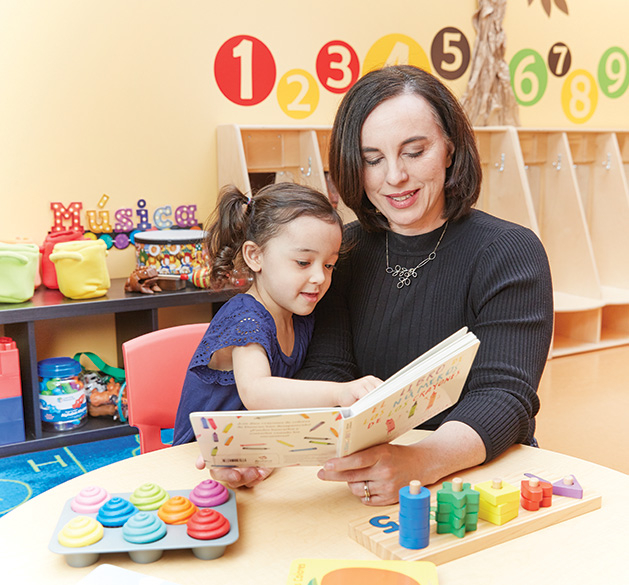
246;215;342;317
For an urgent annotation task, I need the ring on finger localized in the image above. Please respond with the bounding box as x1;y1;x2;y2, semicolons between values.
363;481;371;502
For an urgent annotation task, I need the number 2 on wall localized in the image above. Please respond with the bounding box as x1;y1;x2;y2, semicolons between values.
277;69;320;119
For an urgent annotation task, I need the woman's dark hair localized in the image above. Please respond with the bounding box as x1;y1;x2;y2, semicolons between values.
205;182;342;289
329;64;482;232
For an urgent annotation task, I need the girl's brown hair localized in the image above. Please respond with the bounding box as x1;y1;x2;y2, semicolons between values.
205;182;342;289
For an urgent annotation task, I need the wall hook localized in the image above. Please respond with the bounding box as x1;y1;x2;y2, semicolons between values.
495;153;505;172
602;153;611;170
300;156;312;177
552;154;562;171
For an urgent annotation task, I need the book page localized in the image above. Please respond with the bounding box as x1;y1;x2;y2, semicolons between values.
340;336;479;456
347;327;472;415
191;409;342;467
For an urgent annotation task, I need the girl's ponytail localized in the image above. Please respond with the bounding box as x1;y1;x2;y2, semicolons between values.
204;185;252;289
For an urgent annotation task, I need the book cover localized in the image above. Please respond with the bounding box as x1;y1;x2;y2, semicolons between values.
286;558;439;585
191;328;479;468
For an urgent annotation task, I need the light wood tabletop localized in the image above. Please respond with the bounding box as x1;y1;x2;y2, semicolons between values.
1;430;626;584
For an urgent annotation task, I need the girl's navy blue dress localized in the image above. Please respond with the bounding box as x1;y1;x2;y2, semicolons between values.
173;293;314;444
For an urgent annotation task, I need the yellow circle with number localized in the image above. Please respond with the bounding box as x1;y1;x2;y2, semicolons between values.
362;34;431;75
561;69;598;124
277;69;319;120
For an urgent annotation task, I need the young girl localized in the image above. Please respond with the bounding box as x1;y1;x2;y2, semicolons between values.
173;182;380;445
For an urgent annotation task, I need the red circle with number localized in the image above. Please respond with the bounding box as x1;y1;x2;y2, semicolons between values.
214;35;276;105
316;40;359;94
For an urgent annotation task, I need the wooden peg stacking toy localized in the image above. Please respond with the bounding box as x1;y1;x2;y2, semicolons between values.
552;475;584;499
398;480;431;550
474;477;520;526
520;477;553;511
436;477;480;538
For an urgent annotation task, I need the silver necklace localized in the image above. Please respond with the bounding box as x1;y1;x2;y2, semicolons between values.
385;222;448;288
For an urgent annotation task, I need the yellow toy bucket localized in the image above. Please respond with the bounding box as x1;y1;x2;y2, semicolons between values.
49;239;110;299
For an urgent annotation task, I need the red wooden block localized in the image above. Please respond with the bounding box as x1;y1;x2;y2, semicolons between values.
520;496;540;511
521;479;543;502
540;481;553;507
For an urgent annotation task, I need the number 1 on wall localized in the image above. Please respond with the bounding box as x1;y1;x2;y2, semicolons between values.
215;35;276;106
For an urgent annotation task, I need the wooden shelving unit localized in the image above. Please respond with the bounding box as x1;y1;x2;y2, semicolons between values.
217;124;629;358
0;279;232;456
474;126;539;233
217;124;356;223
565;130;629;350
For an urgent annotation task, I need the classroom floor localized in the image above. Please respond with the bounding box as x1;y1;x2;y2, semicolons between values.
535;344;629;475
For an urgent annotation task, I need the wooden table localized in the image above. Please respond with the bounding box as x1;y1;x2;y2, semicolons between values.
1;431;625;583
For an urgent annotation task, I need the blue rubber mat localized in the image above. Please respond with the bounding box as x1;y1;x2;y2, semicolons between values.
0;429;173;517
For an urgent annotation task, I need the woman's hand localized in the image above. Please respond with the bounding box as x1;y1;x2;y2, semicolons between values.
196;455;274;488
317;421;486;505
317;443;419;506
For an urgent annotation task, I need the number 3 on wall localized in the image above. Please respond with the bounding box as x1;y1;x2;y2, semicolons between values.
316;41;360;94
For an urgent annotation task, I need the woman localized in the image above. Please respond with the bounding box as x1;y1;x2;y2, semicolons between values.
211;65;554;505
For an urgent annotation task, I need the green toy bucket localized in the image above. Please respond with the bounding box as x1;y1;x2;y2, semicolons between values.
0;243;40;303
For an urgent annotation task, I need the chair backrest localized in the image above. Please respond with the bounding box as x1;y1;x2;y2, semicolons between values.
122;323;208;453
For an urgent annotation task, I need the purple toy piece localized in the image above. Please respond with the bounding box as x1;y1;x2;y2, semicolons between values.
552;475;583;498
524;472;550;483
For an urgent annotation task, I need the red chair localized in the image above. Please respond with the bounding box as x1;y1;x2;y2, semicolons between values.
123;323;208;453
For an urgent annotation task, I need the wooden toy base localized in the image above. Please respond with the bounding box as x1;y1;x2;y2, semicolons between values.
348;469;601;565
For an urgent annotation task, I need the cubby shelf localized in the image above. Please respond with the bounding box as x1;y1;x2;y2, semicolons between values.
218;124;629;358
0;279;231;456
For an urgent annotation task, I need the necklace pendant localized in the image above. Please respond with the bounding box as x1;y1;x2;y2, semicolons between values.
384;221;449;289
391;265;416;288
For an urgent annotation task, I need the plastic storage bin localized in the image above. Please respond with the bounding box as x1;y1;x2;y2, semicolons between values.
0;243;40;303
49;239;110;299
0;337;25;445
38;357;87;431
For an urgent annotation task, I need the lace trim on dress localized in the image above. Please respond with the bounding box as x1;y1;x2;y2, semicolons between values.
188;294;276;385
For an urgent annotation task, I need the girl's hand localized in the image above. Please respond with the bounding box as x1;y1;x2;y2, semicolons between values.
336;375;381;406
196;454;274;488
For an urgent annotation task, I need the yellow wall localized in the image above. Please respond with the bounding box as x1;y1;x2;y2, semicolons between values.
0;0;627;362
2;0;628;283
504;1;629;128
1;0;628;375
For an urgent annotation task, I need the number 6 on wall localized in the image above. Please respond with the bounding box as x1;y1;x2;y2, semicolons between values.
510;49;548;106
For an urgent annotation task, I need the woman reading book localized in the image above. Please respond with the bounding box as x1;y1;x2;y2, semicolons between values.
210;65;554;505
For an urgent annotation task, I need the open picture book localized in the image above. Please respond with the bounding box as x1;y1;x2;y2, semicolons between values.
190;327;480;468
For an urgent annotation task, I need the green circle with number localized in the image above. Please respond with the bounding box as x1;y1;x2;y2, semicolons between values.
509;49;548;106
598;47;629;99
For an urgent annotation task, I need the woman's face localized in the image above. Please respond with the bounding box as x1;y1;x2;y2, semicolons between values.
360;92;453;235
